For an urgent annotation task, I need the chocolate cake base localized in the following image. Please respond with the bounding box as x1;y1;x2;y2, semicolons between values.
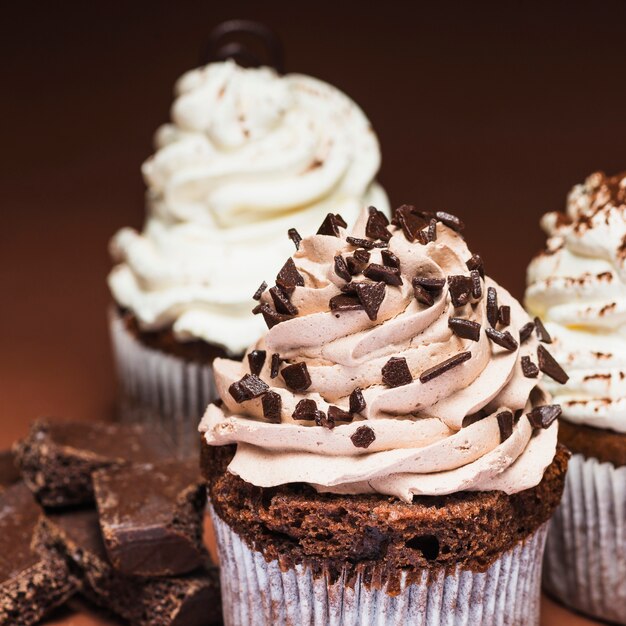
559;419;626;466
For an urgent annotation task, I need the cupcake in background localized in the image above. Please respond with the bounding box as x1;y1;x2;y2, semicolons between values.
526;171;626;624
108;58;388;455
201;205;568;626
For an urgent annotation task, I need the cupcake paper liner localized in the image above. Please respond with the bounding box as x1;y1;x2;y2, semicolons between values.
209;503;548;626
543;453;626;624
109;310;217;457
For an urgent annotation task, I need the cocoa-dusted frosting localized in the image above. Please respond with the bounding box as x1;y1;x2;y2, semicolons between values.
526;171;626;434
200;206;566;502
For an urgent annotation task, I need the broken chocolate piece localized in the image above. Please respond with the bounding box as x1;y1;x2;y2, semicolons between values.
287;228;302;250
349;387;367;414
498;305;511;327
292;399;318;421
317;213;347;237
351;425;376;449
328;406;353;423
462;409;488;428
252;281;267;301
315;411;334;429
329;293;364;312
381;249;400;269
413;284;434;306
448;318;481;341
269;286;298;316
92;460;206;577
497;411;514;442
354;249;371;263
486;287;499;327
346;236;388;249
381;357;413;387
485;327;518;352
346;254;367;275
229;374;269;403
365;206;392;241
470;269;482;299
247;350;267;376
354;281;386;321
276;258;304;294
521;356;539;378
334;255;351;282
270;353;282;378
253;303;294;329
262;392;282;423
466;254;485;278
394;205;429;243
537;345;569;384
413;276;446;292
363;263;402;286
435;210;465;232
420;351;472;383
448;275;472;307
519;321;535;343
534;317;552;343
281;362;312;391
426;218;437;242
527;404;562;429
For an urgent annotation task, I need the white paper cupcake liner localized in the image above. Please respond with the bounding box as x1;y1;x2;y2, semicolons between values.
543;453;626;624
209;503;548;626
109;309;218;457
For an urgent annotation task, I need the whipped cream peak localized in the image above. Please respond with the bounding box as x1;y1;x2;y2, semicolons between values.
201;205;563;500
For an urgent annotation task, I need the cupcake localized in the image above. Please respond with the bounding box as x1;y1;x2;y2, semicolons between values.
526;171;626;623
108;59;388;455
200;205;569;625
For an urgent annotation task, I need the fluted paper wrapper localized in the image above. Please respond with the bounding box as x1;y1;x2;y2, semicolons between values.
109;310;218;457
543;453;626;624
210;504;548;626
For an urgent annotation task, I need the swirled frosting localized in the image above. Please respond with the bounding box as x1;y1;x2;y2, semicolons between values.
108;60;388;355
526;171;626;434
200;206;562;501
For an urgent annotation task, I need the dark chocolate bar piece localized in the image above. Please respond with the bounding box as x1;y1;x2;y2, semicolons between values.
14;420;175;507
93;460;207;577
0;483;76;625
36;509;221;626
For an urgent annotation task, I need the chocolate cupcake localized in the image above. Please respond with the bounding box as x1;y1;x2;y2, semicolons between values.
108;59;388;456
200;206;568;625
526;171;626;623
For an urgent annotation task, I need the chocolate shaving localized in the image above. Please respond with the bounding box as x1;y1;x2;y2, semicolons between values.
351;425;376;449
349;387;366;414
365;206;392;241
420;351;472;383
466;254;485;278
448;275;472;307
292;399;318;421
354;281;386;320
470;269;482;299
328;406;353;423
262;391;282;423
462;409;488;428
485;327;518;352
247;350;266;376
329;294;364;312
394;205;429;243
426;218;437;242
534;317;552;343
317;213;347;237
252;303;293;329
498;305;511;327
316;411;335;429
381;357;413;387
413;284;434;306
276;258;304;294
381;250;400;269
448;318;481;341
270;353;282;378
363;263;402;286
527;404;562;429
519;321;535;343
521;356;539;378
346;236;388;250
269;286;298;315
287;228;302;250
334;255;351;282
497;411;514;442
281;362;312;391
435;211;465;232
252;281;267;301
228;374;269;403
486;287;498;327
537;345;569;384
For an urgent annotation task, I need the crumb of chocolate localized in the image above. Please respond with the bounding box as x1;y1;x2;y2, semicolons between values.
435;211;465;232
229;374;269;403
288;228;302;250
420;351;472;383
253;281;268;301
365;206;392;241
334;255;351;282
247;350;267;376
448;318;481;341
346;236;388;249
329;294;364;312
328;406;353;423
351;425;376;448
354;281;386;320
262;392;282;423
498;306;511;327
381;250;400;269
462;409;488;428
253;303;294;329
497;411;514;442
292;399;318;421
394;205;429;243
363;263;402;286
315;411;335;429
413;284;434;306
534;317;552;343
466;254;485;278
470;270;482;299
521;356;539;378
485;327;518;351
527;404;562;429
281;362;312;391
276;258;305;294
486;287;498;327
349;388;366;414
426;218;437;242
519;321;535;343
270;353;282;379
448;275;472;307
270;286;299;315
537;345;569;384
317;213;347;237
382;357;413;387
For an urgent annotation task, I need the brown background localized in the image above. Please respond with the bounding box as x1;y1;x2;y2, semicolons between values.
1;1;622;623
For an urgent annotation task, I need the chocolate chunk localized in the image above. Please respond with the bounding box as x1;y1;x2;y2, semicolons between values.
334;255;351;281
365;206;392;241
363;263;403;286
281;362;312;391
229;373;269;403
269;286;299;316
317;213;347;237
497;411;514;442
346;254;367;275
287;228;302;250
462;409;488;428
292;399;318;421
381;249;400;269
340;282;358;294
426;218;438;242
262;391;282;423
381;357;413;387
253;303;294;329
247;350;267;376
270;353;282;378
413;276;446;292
350;425;376;449
466;254;485;278
470;269;482;299
354;281;386;320
252;281;267;301
315;411;335;429
394;205;429;243
329;293;364;312
92;460;206;577
485;327;519;352
519;321;535;343
435;210;465;232
14;420;175;507
486;287;499;327
354;249;371;263
328;406;353;423
527;404;562;429
448;275;472;307
498;305;511;327
448;317;481;341
349;387;367;414
534;317;552;343
413;284;434;306
537;345;569;384
346;236;388;249
521;356;539;378
419;351;472;383
276;258;305;294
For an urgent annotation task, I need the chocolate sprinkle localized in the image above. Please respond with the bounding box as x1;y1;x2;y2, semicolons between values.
448;275;472;308
381;249;400;269
328;406;353;423
413;284;434;307
346;236;388;250
287;228;302;250
334;255;351;282
537;345;569;384
354;281;386;320
262;391;282;423
253;303;293;329
426;218;437;242
449;318;481;341
527;404;562;429
269;286;298;315
363;263;402;286
470;269;482;299
253;281;268;301
521;356;539;378
435;211;465;232
228;374;269;403
349;387;366;414
394;205;429;243
534;317;552;343
365;206;392;241
498;305;511;327
281;362;312;391
329;294;364;312
466;254;485;278
247;350;267;376
420;351;472;383
292;399;318;421
519;321;535;343
497;411;514;442
276;258;305;294
485;327;518;352
486;287;499;327
317;213;347;237
270;353;282;379
351;425;376;449
381;357;413;387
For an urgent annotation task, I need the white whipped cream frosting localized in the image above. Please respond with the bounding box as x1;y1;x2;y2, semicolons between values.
200;208;559;501
109;60;388;355
526;171;626;434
